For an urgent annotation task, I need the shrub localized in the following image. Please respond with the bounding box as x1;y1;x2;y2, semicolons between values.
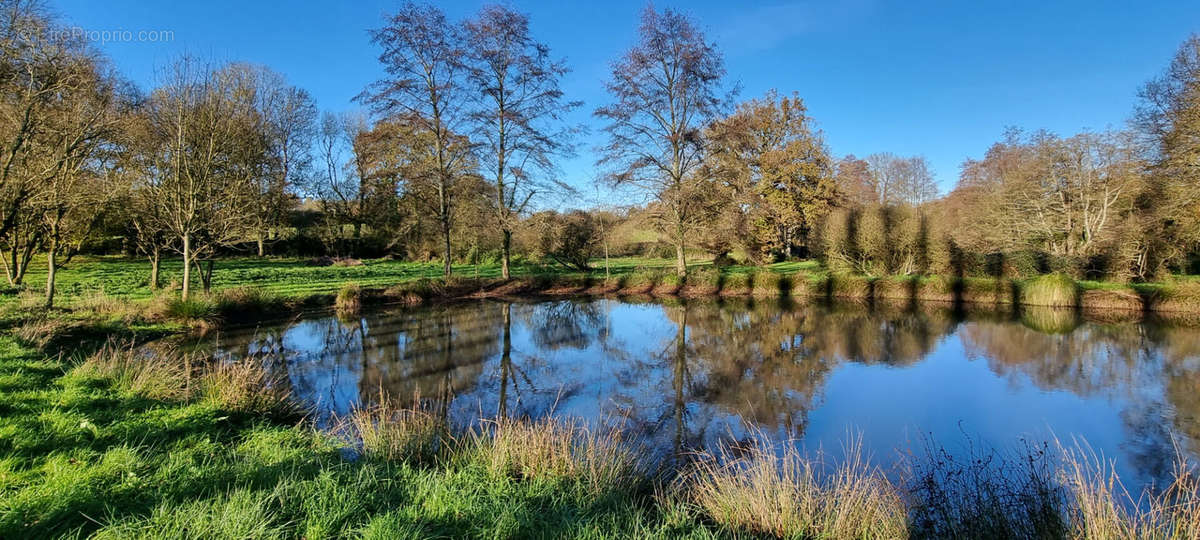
1021;273;1080;308
750;270;784;297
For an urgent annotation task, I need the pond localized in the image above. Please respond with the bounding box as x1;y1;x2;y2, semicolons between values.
200;296;1200;491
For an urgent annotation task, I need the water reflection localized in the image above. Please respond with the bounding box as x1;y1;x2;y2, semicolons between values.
205;297;1200;491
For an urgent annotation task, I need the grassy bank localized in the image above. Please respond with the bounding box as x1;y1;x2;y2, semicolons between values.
2;314;1199;539
12;256;1200;325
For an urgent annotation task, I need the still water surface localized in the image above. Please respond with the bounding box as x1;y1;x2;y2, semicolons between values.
204;297;1200;490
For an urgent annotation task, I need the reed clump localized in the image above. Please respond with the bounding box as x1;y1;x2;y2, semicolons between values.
681;434;907;539
199;359;300;419
719;272;752;295
338;401;447;465
1021;273;1080;308
477;417;642;498
334;283;362;314
683;266;721;295
1061;444;1200;539
750;270;785;298
1081;287;1144;313
69;342;193;401
827;273;872;300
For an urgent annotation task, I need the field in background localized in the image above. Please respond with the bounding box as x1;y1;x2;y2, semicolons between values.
8;256;823;303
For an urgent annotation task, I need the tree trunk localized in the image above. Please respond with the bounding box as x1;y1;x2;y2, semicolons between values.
441;213;452;278
44;237;56;309
181;233;192;301
501;229;512;279
149;247;161;290
674;216;687;277
256;236;264;257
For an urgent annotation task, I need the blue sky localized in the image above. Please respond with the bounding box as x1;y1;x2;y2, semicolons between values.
53;0;1198;208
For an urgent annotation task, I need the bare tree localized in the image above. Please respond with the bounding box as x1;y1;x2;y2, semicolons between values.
34;62;126;307
139;58;261;299
865;153;937;205
595;5;732;277
360;2;472;277
243;65;315;256
464;4;579;279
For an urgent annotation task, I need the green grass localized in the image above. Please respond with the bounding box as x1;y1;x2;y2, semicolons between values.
0;332;707;539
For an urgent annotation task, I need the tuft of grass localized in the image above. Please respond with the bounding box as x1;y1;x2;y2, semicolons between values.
477;417;643;498
199;359;301;419
149;294;217;322
1021;273;1080;308
681;433;907;539
335;283;363;314
750;270;784;297
337;401;446;465
68;342;192;401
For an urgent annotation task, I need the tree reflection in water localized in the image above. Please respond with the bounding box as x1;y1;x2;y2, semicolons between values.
205;297;1200;490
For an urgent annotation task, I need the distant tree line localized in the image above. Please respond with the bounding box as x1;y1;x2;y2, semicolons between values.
2;0;1199;309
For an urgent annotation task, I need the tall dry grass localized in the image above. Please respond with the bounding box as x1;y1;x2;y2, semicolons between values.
680;434;907;539
1061;444;1200;539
